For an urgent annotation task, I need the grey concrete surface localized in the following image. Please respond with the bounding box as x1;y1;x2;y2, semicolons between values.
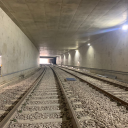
0;7;39;84
0;0;128;56
56;29;128;81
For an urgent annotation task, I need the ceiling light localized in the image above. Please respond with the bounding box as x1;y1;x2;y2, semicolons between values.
88;43;90;46
122;24;128;30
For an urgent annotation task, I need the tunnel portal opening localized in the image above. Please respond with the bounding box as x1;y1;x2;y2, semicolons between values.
40;57;56;66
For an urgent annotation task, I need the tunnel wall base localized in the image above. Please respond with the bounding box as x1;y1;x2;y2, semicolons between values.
0;8;39;84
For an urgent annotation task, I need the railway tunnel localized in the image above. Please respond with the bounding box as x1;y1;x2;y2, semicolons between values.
0;0;128;128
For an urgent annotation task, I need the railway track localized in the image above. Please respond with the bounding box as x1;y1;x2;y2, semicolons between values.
53;66;128;128
0;68;45;128
0;66;82;128
60;66;128;89
1;65;128;127
57;66;128;107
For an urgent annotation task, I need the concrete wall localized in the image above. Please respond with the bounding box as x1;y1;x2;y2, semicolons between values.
0;8;39;83
56;29;128;82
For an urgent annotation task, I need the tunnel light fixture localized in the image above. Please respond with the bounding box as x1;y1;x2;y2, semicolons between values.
88;43;90;46
122;24;128;31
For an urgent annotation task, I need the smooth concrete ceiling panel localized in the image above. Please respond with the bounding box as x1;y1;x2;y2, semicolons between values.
0;0;127;56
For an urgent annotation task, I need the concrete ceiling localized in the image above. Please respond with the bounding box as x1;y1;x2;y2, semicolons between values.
0;0;128;57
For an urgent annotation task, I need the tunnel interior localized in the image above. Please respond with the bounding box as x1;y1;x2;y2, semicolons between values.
0;1;128;127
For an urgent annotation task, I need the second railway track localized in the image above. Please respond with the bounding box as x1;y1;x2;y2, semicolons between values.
58;66;128;107
53;66;128;128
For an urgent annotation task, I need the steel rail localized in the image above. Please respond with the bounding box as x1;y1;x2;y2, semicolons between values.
50;66;81;128
57;66;128;108
0;67;46;128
